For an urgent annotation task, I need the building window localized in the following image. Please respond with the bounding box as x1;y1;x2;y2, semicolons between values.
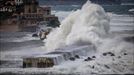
28;8;31;13
47;10;50;15
23;62;26;68
27;62;32;67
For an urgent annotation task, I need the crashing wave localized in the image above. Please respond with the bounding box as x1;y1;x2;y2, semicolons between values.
45;1;110;50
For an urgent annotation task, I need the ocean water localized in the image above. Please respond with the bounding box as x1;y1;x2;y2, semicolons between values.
48;3;134;22
48;4;134;13
0;1;134;75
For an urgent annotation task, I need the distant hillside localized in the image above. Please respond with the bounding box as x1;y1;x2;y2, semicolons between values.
37;0;123;5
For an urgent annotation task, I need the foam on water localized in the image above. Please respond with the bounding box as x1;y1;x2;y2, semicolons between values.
0;1;134;74
45;1;110;50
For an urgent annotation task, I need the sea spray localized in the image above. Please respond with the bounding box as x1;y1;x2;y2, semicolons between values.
45;1;110;50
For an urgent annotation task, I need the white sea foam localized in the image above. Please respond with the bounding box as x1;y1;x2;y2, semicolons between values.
45;1;110;50
0;1;134;74
44;1;134;73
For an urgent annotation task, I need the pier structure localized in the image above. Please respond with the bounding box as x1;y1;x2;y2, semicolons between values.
23;45;95;68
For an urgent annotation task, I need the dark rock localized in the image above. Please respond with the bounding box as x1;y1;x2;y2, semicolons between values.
75;55;80;59
108;52;115;56
91;72;97;74
84;57;93;61
103;53;107;56
118;56;121;58
124;53;127;55
87;57;93;60
107;52;112;54
69;57;75;61
104;65;110;69
92;65;94;69
32;33;38;37
84;59;88;61
103;52;115;56
110;53;115;56
123;36;134;43
92;56;96;58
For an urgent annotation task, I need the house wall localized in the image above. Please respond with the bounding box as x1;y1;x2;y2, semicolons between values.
23;57;55;68
0;24;20;32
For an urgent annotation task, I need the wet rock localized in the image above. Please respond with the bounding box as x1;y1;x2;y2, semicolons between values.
84;59;88;61
91;72;97;74
103;53;107;56
107;52;115;56
32;33;38;37
104;65;110;69
92;65;94;69
92;56;96;58
69;57;75;61
84;57;93;61
87;57;93;60
75;55;80;59
110;53;115;56
103;52;115;56
124;53;127;55
107;52;112;54
123;36;134;43
118;56;121;58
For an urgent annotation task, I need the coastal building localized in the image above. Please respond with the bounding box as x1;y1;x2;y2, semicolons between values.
0;0;60;32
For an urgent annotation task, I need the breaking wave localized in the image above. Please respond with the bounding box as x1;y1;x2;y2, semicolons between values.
45;1;110;50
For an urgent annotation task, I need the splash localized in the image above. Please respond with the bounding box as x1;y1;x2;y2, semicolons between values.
45;1;110;50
